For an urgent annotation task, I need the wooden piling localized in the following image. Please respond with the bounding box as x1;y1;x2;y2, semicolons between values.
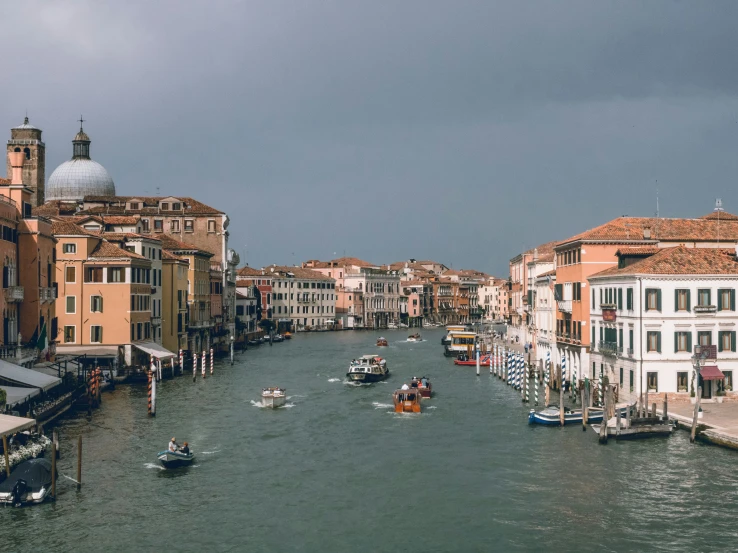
663;396;668;422
690;388;702;443
652;402;656;418
53;429;60;459
626;403;631;429
51;441;57;499
559;382;565;426
581;387;587;431
77;435;82;490
599;391;608;444
616;409;621;434
2;435;9;477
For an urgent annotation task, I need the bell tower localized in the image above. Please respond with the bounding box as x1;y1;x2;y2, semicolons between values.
6;116;45;207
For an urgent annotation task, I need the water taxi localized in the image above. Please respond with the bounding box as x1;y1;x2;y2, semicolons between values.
393;388;421;413
441;325;466;345
528;405;628;426
347;355;389;382
157;449;195;469
387;322;398;329
415;376;432;398
407;333;422;342
453;353;491;366
376;337;389;347
443;329;477;357
262;387;287;408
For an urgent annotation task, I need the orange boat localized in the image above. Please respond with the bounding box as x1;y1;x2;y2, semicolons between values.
453;353;491;366
393;388;421;413
376;337;388;347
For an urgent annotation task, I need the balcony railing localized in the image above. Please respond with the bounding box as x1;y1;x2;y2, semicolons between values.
598;341;620;356
40;287;57;303
694;305;717;314
4;286;24;302
600;303;617;310
557;300;572;313
150;316;162;326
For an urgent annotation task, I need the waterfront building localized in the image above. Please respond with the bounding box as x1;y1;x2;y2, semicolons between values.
401;281;429;327
525;248;555;359
236;265;272;323
235;288;257;339
533;270;556;368
416;260;448;274
264;265;336;331
589;246;738;404
161;250;189;353
431;277;459;324
6;117;45;207
335;286;364;329
52;221;154;367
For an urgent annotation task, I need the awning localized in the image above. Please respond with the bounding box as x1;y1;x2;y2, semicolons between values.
1;386;40;407
701;366;725;381
0;414;36;437
134;341;176;360
55;345;119;358
0;360;61;392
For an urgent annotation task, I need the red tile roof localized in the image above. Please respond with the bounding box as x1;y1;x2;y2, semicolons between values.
236;266;264;277
89;240;147;260
162;250;188;263
700;211;738;221
590;246;738;278
0;178;10;185
537;269;556;278
158;234;213;256
305;256;376;268
263;265;335;281
102;215;139;225
81;195;223;215
51;221;95;236
615;246;660;256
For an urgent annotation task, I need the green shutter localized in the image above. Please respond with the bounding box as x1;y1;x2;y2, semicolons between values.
627;288;633;310
656;289;662;311
599;327;603;341
687;332;692;354
718;290;723;311
617;289;623;310
686;290;691;312
592;326;595;344
674;332;678;353
599;288;603;303
675;289;679;311
657;332;661;353
708;289;712;307
719;332;724;353
732;332;736;353
732;289;736;311
592;288;595;304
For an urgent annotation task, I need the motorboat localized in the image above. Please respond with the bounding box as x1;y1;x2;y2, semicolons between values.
261;387;287;408
387;322;398;329
376;337;389;347
453;353;491;366
272;334;284;343
398;323;409;329
283;332;292;340
441;325;466;345
416;377;432;398
407;333;422;342
347;355;390;383
528;405;628;426
0;458;55;507
157;449;195;469
393;388;421;413
247;339;261;346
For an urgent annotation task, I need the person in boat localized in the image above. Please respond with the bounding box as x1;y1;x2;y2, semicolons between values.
401;383;410;390
420;377;428;387
410;377;419;388
180;442;190;455
168;437;178;452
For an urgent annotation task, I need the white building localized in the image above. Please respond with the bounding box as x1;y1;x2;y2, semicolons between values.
235;289;257;335
589;246;738;405
534;269;556;368
267;266;337;331
526;250;554;357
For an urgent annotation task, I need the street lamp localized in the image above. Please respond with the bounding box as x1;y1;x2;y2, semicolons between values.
691;345;708;399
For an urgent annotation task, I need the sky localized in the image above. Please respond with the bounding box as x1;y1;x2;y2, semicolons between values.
3;1;738;276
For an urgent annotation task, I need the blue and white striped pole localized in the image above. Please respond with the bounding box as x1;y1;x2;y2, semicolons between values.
561;354;567;395
523;356;529;402
506;350;511;384
534;359;539;406
545;351;551;405
572;362;577;403
516;353;522;390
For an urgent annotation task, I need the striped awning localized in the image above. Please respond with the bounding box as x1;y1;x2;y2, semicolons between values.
701;366;725;381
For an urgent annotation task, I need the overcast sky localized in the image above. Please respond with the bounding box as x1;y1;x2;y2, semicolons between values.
3;1;738;276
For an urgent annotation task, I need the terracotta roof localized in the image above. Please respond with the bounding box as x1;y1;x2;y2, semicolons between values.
442;269;462;276
89;240;147;260
0;178;10;185
264;265;335;281
102;215;139;225
51;221;95;236
158;234;213;256
81;195;223;215
524;240;558;257
162;250;188;263
615;246;660;256
557;216;738;248
402;280;428;286
101;232;161;242
33;201;78;218
700;211;738;221
590;247;738;278
537;269;556;278
236;266;264;277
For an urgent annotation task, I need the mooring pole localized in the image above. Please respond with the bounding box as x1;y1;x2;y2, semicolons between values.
2;435;10;477
51;441;57;499
690;388;702;443
77;435;82;490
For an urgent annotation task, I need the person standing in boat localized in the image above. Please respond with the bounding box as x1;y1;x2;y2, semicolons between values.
168;437;179;452
401;383;410;390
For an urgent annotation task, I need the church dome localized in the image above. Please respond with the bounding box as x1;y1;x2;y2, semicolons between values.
46;122;116;201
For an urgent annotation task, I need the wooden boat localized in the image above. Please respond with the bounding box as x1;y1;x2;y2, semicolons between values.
416;377;432;398
261;387;287;408
453;353;491;366
393;388;421;413
347;355;389;383
157;449;195;469
376;337;389;347
528;405;628;426
0;458;55;506
407;333;422;342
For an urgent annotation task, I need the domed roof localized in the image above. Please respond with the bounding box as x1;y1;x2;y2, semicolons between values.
74;130;90;142
12;117;38;130
46;159;115;201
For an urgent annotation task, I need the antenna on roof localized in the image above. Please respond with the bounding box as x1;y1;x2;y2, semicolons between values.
655;181;659;218
716;198;723;246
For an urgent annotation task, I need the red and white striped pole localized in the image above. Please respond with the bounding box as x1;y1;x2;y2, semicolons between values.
201;351;206;378
179;349;183;375
210;347;214;375
192;352;197;382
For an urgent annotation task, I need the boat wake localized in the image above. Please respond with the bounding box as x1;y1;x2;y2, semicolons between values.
344;381;371;387
372;402;394;410
284;403;296;408
426;405;437;409
200;450;221;455
327;378;341;383
144;463;165;471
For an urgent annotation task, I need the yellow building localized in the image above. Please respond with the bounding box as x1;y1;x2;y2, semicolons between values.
162;250;189;353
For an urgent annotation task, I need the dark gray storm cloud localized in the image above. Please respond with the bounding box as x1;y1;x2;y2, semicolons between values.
3;0;738;275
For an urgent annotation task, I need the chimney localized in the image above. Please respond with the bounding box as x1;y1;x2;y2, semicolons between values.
8;151;25;185
533;248;539;261
643;227;651;239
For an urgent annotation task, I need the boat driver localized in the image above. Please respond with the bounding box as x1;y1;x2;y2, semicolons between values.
168;437;178;452
180;442;190;455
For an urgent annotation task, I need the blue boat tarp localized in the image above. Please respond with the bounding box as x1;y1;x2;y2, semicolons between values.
0;360;61;392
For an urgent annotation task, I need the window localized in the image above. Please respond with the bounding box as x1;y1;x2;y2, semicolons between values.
619;367;623;387
629;370;634;392
698;331;712;346
617;288;622;310
90;326;103;343
65;266;76;283
108;267;124;283
647;372;658;392
154;219;163;232
698;289;712;307
718;331;736;353
90;296;103;313
130;202;140;210
85;267;103;283
184;220;194;232
677;372;689;392
64;326;75;343
647;331;661;353
161;203;169;211
141;219;150;232
674;331;691;353
172;202;182;210
171;220;180;232
675;289;690;312
66;296;76;314
718;289;735;311
626;288;633;310
63;243;76;254
645;289;661;311
208;220;216;233
723;370;733;392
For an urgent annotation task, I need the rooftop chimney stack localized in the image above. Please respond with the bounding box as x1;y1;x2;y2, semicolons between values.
643;227;652;239
8;151;25;185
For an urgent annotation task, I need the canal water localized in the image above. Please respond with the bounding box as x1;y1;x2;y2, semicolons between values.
3;329;738;552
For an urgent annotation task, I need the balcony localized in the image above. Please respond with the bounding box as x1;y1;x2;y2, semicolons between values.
600;303;616;310
150;316;162;326
694;305;717;314
4;286;24;303
188;320;214;329
40;287;57;303
556;300;572;313
598;341;620;357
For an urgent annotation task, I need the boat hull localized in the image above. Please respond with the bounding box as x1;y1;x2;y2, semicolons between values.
394;401;421;413
528;407;626;426
157;450;195;468
261;396;287;408
418;387;432;398
346;371;389;383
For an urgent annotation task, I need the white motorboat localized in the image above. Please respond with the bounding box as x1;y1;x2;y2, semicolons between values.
347;355;390;382
387;322;398;329
261;387;287;408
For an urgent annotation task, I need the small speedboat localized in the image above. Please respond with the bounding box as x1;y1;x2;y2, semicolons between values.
347;355;389;383
416;377;432;398
453;353;491;366
157;450;195;469
262;387;287;408
407;333;422;342
283;332;292;340
528;405;627;426
393;388;421;413
247;339;260;346
0;458;55;506
376;337;388;347
272;334;284;343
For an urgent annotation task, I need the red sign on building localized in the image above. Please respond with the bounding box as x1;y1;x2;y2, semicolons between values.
602;309;617;322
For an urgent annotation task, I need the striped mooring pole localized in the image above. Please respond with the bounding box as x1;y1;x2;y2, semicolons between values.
147;369;156;416
561;354;567;394
179;349;183;375
210;348;214;375
572;363;577;403
520;354;525;395
534;362;539;406
598;373;604;407
202;351;207;378
524;358;529;402
193;352;197;382
507;350;512;385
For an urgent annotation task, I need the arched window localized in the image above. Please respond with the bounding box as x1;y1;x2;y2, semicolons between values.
13;147;20;153
23;147;31;160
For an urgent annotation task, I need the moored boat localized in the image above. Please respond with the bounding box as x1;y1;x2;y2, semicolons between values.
443;329;477;357
528;405;627;426
347;355;389;382
407;333;422;342
272;334;284;343
441;325;466;345
453;353;491;366
376;337;388;347
0;458;55;506
157;450;196;469
393;388;421;413
283;332;292;340
261;387;287;408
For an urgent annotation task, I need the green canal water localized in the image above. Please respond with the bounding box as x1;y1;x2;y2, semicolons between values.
3;329;738;552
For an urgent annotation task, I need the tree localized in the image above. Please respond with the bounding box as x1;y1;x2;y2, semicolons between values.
259;319;276;333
